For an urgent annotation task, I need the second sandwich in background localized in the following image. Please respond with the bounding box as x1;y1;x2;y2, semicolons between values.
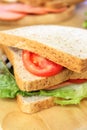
0;0;84;26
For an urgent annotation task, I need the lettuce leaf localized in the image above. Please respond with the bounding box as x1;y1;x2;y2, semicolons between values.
0;60;19;98
0;60;40;98
39;83;87;105
82;12;87;28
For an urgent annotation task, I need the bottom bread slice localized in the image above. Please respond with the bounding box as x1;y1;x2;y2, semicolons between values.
17;95;55;114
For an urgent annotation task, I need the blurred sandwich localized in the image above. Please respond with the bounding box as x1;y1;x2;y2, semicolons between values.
0;0;84;26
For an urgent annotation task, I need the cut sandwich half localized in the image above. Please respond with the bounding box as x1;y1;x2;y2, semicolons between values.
0;25;87;114
0;0;84;25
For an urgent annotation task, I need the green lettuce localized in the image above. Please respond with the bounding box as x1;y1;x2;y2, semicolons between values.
39;83;87;105
0;60;19;98
83;20;87;28
0;60;40;98
83;12;87;28
0;59;87;105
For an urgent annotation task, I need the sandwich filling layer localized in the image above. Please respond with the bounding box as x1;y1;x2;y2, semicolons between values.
0;59;87;105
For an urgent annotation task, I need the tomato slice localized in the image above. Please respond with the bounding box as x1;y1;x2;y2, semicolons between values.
68;79;87;84
22;50;63;77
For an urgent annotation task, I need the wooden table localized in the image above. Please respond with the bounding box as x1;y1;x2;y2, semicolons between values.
0;1;87;130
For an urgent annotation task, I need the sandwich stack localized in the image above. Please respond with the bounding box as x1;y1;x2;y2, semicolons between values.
0;25;87;114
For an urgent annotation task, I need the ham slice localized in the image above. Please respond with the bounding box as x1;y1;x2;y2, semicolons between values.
45;7;67;13
0;3;47;14
0;3;67;14
45;81;72;90
0;9;26;21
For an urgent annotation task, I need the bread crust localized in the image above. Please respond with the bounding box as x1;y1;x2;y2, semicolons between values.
19;0;52;6
19;0;84;6
17;95;55;113
70;71;87;79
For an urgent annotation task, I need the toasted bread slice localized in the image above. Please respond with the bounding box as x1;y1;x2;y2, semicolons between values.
3;46;72;91
17;95;55;114
45;0;84;8
0;25;87;73
70;71;87;79
19;0;53;6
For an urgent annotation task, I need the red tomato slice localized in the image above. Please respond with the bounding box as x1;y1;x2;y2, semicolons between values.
45;81;72;90
22;50;63;77
68;79;87;84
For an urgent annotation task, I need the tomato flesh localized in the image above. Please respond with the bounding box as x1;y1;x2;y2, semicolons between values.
22;50;63;77
68;79;87;84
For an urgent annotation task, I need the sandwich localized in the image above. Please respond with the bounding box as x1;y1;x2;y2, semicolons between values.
0;25;87;114
0;0;84;26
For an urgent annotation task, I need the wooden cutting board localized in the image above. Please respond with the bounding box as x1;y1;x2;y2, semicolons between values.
1;99;87;130
0;1;87;130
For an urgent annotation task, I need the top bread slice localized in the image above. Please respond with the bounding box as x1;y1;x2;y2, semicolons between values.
0;25;87;73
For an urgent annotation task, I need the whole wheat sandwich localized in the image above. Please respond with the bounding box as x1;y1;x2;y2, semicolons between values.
0;25;87;114
0;0;84;25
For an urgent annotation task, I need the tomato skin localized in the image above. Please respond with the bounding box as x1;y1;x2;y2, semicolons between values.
68;79;87;84
22;50;63;77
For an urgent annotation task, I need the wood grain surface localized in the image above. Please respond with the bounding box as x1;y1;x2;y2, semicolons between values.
1;99;87;130
0;1;87;130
